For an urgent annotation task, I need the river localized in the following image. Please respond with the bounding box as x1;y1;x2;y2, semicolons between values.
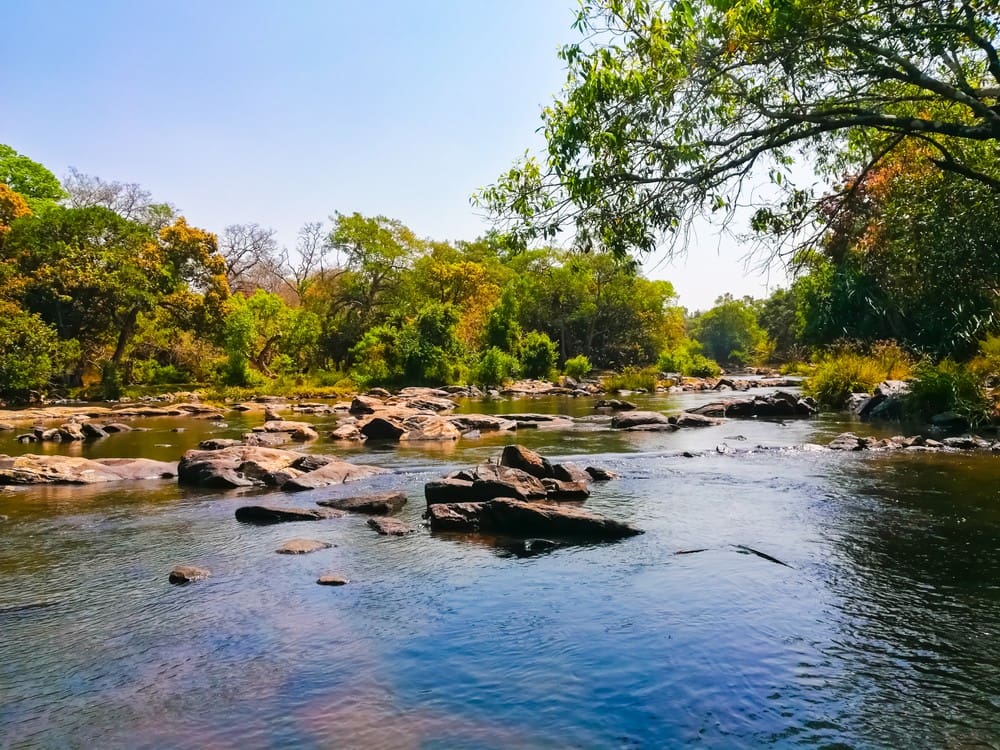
1;389;999;749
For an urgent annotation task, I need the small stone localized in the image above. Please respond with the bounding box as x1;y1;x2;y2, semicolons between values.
316;574;349;586
367;517;415;536
276;538;332;554
168;565;210;584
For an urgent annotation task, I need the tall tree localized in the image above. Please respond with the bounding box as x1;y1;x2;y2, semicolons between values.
0;144;65;205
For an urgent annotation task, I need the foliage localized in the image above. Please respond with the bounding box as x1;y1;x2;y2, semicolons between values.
563;354;592;380
658;341;722;378
478;0;1000;257
690;295;769;367
805;342;914;407
474;347;520;387
603;366;658;393
0;144;65;205
0;302;60;401
520;330;558;379
970;334;1000;382
902;360;991;427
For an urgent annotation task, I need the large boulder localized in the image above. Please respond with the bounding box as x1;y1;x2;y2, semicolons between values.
398;414;461;441
235;505;342;524
177;446;301;488
316;491;407;515
280;459;387;491
252;420;319;442
686;391;816;419
350;395;385;414
446;414;517;432
499;444;553;479
425;464;548;504
672;412;722;427
0;455;176;485
367;517;415;536
359;411;461;442
426;498;642;541
595;399;637;410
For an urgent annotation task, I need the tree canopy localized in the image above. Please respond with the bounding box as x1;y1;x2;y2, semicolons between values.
478;0;1000;257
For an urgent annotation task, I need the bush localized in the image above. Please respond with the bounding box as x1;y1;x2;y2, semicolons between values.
475;347;520;387
970;334;1000;383
564;354;592;380
657;342;722;378
520;330;558;379
603;366;658;392
0;304;59;401
805;341;914;407
902;360;990;426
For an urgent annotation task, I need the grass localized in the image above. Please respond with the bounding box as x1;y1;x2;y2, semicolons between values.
602;366;659;393
805;341;914;408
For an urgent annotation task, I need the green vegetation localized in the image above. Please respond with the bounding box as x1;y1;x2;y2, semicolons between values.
603;367;659;394
563;355;592;380
903;360;992;428
805;343;914;408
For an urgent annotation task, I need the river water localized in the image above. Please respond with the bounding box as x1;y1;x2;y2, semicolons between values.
1;390;999;749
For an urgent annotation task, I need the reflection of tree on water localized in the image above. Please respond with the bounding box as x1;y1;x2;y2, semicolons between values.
820;452;1000;748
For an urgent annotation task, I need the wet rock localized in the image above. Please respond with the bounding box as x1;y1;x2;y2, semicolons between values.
942;436;989;450
500;444;553;479
426;464;548;504
610;411;671;429
367;517;415;536
350;395;384;414
552;461;592;484
15;434;37;443
330;424;364;441
541;478;591;500
316;574;349;586
178;446;301;488
0;423;13;431
620;423;680;432
0;455;176;485
424;478;476;504
367;387;392;399
931;411;970;432
252;420;319;442
398;414;461;441
504;413;575;430
426;498;642;540
168;565;210;584
102;423;132;433
389;394;457;412
275;538;332;554
585;466;619;481
280;459;387;491
80;422;108;440
197;438;244;451
672;412;723;427
828;433;868;451
242;431;291;447
446;414;517;432
595;399;637;410
359;415;407;440
290;454;334;473
235;505;342;524
317;491;407;515
263;468;304;487
39;428;62;442
686;391;815;419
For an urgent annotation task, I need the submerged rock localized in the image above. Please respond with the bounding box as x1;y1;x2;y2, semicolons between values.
595;399;637;411
426;498;641;541
367;517;415;536
610;411;671;429
317;491;407;515
316;574;349;586
168;565;210;584
275;538;332;554
235;505;343;524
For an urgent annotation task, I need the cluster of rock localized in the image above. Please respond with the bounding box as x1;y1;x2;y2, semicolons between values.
609;410;721;431
423;445;638;542
664;376;802;393
684;391;818;419
826;432;1000;452
0;454;176;485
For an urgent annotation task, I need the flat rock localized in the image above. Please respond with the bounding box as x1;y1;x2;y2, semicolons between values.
426;498;641;540
541;478;591;500
252;420;319;441
672;412;723;427
169;565;210;584
275;538;332;554
350;395;385;414
0;455;176;485
198;438;245;450
330;424;364;441
177;446;301;488
828;432;868;451
235;505;343;524
446;414;517;432
280;459;388;491
316;574;349;586
595;399;637;410
316;491;407;515
586;466;619;481
367;517;415;535
611;411;671;429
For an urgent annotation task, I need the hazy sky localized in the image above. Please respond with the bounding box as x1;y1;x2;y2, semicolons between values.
2;0;785;309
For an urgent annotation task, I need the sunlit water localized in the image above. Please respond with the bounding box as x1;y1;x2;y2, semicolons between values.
1;390;999;749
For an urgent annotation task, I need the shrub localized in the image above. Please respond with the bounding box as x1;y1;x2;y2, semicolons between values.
657;342;722;378
970;334;1000;383
564;354;592;380
0;304;59;401
805;341;914;407
902;360;990;426
520;330;558;379
603;366;658;392
475;347;520;387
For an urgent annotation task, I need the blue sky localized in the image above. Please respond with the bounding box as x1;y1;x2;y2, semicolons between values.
2;0;780;309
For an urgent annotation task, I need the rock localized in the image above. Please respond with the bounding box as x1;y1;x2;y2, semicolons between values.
15;434;37;443
80;422;109;440
426;498;642;540
39;428;62;442
235;505;343;524
868;397;904;421
504;413;575;430
367;517;415;536
426;464;549;504
290;454;335;473
280;458;387;491
264;406;282;421
316;574;349;586
595;399;637;410
0;423;14;431
398;414;461;441
102;423;133;433
350;395;384;414
611;411;671;429
242;432;291;447
198;438;245;450
367;387;392;398
177;446;301;488
499;444;553;479
252;420;319;442
446;414;517;432
585;466;619;481
686;392;816;419
931;411;970;432
828;432;868;451
330;424;365;441
168;565;210;584
359;416;407;440
424;478;476;504
390;394;458;412
317;491;407;515
942;436;987;450
275;538;332;554
551;461;592;484
0;455;176;485
541;478;591;500
672;412;723;427
620;423;679;432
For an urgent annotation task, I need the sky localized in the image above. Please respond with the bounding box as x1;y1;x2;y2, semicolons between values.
2;0;787;310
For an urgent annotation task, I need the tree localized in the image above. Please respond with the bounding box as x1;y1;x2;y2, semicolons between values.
0;301;61;401
478;0;1000;257
0;144;65;205
63;167;176;229
219;223;280;294
690;294;769;367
